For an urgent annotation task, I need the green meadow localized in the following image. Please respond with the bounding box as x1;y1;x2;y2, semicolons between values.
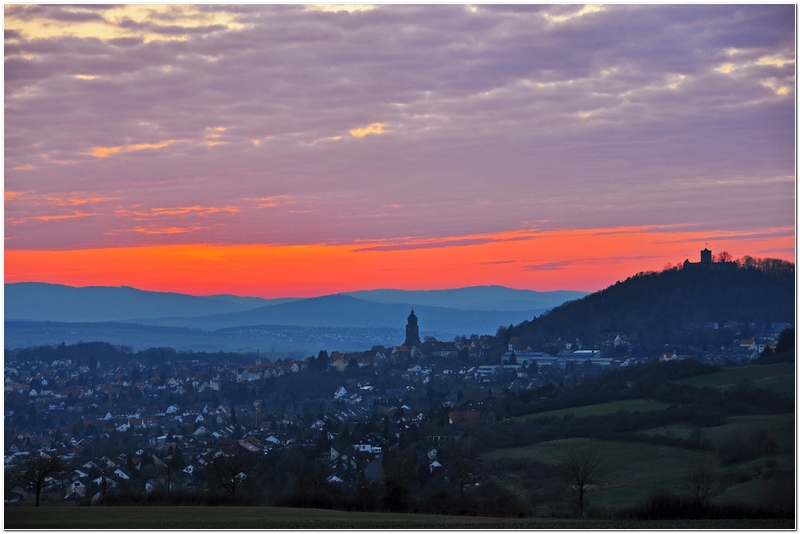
491;407;793;515
488;437;718;508
640;413;793;451
514;398;670;421
673;362;794;396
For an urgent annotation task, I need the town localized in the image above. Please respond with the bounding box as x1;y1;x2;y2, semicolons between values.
4;299;791;508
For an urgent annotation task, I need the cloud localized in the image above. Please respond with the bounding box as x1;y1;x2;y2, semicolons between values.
43;195;119;206
7;211;95;224
112;205;240;218
4;5;249;43
89;141;175;158
354;236;495;252
756;56;794;68
543;5;606;23
524;260;577;271
248;196;290;209
349;123;389;138
523;254;665;272
132;226;206;235
653;227;796;245
3;5;794;255
305;5;377;14
149;205;239;216
759;247;796;254
715;63;737;74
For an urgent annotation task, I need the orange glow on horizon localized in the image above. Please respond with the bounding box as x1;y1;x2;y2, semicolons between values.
4;226;794;298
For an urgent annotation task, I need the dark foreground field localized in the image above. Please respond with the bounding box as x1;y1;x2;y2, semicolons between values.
4;506;793;529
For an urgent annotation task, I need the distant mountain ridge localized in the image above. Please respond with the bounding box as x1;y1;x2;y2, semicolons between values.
343;286;587;311
4;282;289;322
4;282;585;337
4;282;586;326
135;294;553;334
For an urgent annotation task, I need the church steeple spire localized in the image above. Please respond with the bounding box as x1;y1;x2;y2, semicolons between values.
403;309;421;347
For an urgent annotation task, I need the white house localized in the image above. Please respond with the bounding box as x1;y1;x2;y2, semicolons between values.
92;475;117;489
353;442;381;454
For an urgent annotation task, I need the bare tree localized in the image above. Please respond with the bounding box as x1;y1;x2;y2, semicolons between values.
446;436;479;498
208;449;253;499
159;452;178;494
680;462;715;507
560;445;604;516
18;452;65;507
381;446;415;512
284;447;327;491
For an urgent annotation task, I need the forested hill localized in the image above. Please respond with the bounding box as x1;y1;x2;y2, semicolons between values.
503;257;794;352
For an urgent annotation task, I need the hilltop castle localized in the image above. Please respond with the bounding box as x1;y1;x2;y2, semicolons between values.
683;248;735;271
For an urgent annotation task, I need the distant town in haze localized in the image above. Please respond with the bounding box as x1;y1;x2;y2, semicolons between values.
4;3;794;529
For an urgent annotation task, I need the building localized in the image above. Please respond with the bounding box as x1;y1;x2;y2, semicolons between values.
683;248;735;271
402;310;422;348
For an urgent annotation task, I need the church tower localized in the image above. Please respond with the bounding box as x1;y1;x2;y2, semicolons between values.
403;309;421;348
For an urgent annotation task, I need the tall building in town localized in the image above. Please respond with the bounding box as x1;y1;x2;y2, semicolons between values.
403;309;421;348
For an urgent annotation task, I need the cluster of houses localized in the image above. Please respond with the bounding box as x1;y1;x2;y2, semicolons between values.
660;322;790;364
5;308;791;504
4;380;479;504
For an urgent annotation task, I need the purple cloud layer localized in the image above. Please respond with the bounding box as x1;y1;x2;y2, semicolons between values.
4;4;795;250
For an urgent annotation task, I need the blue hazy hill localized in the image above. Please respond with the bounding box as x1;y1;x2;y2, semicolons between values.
4;283;585;343
4;282;289;322
136;293;557;335
344;286;587;312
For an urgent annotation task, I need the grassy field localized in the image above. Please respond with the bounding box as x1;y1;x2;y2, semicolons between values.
514;398;670;421
488;437;718;508
492;408;795;513
640;413;794;453
639;412;795;508
3;506;792;529
673;362;795;396
705;413;794;452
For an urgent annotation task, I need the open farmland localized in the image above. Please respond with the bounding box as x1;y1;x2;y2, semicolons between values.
488;437;719;509
705;413;793;453
640;413;793;453
673;362;794;396
514;398;669;421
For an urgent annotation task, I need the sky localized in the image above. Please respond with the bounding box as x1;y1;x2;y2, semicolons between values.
4;4;796;298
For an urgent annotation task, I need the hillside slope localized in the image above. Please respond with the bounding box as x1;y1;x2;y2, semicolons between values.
504;260;794;350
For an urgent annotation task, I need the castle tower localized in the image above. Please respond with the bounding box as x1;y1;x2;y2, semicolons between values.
403;309;421;348
700;248;712;263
